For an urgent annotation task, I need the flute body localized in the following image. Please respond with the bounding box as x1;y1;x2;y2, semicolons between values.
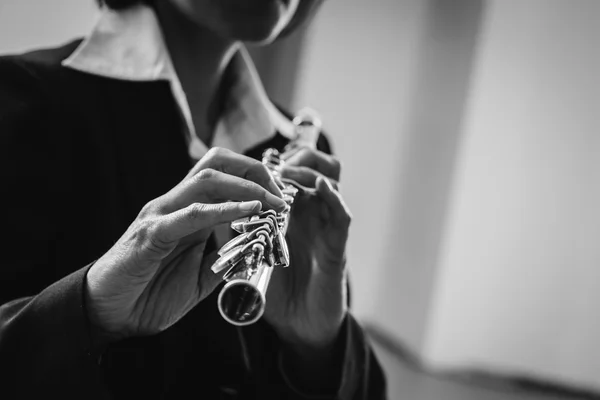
211;108;321;326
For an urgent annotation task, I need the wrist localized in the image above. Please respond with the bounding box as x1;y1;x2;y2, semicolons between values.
84;269;124;347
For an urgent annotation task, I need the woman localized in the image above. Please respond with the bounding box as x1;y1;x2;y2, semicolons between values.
0;0;386;398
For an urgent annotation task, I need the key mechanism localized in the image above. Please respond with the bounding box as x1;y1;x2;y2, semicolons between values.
212;108;323;326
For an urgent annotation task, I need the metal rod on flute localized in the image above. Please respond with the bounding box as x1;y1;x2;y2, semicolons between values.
211;108;322;326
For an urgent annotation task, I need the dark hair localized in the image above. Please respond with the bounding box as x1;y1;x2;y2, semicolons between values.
97;0;153;10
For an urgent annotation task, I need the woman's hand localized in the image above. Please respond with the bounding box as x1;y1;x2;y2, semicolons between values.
85;148;287;341
265;147;350;350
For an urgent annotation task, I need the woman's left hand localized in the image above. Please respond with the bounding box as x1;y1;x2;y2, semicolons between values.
264;147;351;355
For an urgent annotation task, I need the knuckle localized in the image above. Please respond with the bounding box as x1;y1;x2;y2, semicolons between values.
186;160;205;179
138;219;158;240
254;159;271;174
238;179;266;202
146;236;170;257
137;219;170;256
212;203;228;215
188;203;207;221
188;203;225;226
249;161;271;181
197;167;218;182
138;200;159;218
242;179;263;197
205;147;218;158
206;146;228;160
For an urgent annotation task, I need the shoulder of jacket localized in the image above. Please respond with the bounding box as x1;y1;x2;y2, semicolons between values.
0;39;82;91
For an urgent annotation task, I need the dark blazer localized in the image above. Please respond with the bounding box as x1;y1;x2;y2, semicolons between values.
0;41;386;399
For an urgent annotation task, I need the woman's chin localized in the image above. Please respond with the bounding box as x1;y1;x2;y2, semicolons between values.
227;17;288;44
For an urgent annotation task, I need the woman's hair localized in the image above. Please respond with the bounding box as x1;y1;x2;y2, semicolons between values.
97;0;153;10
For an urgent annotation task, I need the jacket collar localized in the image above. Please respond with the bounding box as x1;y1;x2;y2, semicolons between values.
62;4;295;159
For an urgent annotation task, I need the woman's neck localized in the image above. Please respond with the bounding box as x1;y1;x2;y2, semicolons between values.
155;2;239;145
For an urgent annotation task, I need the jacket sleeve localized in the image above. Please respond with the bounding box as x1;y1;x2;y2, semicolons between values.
280;314;387;400
0;57;108;398
241;313;387;400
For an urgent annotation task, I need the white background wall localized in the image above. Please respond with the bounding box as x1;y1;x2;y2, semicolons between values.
424;0;600;392
0;0;97;54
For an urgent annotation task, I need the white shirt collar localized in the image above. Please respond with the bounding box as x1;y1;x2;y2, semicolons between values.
62;4;296;160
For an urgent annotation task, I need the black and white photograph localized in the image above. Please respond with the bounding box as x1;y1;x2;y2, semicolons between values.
0;1;598;399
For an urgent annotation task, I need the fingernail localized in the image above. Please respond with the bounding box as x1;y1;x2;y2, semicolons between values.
273;199;288;212
267;196;287;212
240;201;261;212
268;178;284;198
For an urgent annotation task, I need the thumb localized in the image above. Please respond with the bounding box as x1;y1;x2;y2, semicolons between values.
158;200;262;243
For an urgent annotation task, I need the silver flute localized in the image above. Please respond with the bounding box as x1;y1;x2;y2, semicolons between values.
211;108;322;326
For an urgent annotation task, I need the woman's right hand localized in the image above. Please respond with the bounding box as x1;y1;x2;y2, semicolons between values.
85;147;287;341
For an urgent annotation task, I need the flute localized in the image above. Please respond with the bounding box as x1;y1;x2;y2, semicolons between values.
211;108;322;326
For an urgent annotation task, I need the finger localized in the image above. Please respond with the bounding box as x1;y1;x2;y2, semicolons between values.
157;201;262;243
315;176;352;228
284;147;341;181
280;165;320;188
186;147;283;198
280;165;338;189
280;144;305;160
172;168;288;212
